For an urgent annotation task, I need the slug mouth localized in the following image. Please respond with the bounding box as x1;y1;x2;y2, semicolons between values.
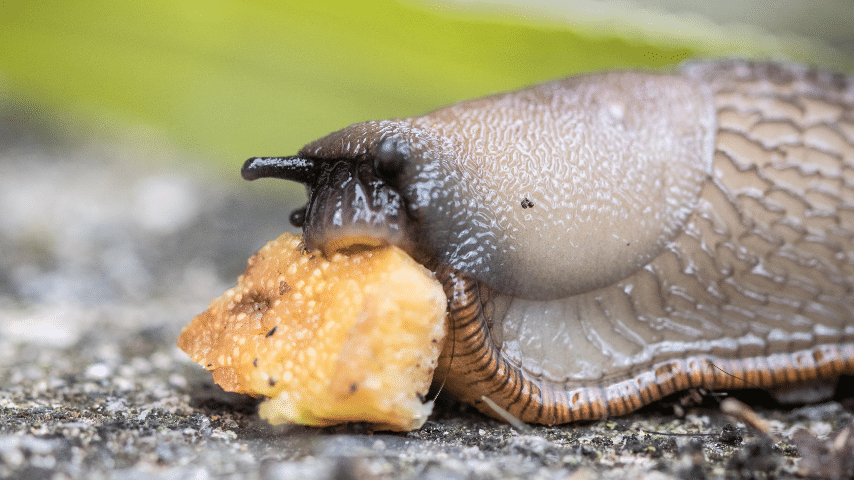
242;156;425;261
324;236;389;255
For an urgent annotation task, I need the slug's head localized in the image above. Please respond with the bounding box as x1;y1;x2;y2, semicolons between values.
241;121;454;264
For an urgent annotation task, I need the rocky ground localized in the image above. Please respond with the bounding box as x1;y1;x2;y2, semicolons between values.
2;114;854;480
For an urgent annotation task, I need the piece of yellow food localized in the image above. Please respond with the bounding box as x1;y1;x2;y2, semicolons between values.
177;233;447;431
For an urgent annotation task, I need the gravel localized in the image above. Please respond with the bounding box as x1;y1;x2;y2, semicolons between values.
2;114;854;480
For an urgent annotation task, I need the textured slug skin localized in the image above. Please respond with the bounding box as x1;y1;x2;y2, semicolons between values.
244;60;854;425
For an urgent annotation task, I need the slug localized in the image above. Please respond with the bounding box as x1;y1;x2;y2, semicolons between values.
242;60;854;424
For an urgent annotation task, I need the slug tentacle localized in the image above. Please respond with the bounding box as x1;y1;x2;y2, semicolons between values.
289;205;307;228
241;156;322;184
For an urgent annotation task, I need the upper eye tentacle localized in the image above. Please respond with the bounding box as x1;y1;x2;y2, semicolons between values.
241;156;322;185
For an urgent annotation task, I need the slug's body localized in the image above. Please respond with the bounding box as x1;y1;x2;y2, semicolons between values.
243;60;854;424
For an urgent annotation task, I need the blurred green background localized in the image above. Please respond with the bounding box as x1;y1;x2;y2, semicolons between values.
1;0;852;174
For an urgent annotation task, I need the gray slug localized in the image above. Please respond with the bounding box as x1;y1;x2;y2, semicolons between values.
242;60;854;424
